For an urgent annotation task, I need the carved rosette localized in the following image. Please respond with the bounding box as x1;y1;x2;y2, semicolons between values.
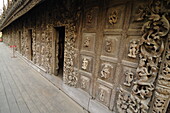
117;0;170;113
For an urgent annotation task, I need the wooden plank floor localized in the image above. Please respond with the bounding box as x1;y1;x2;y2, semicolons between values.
0;42;86;113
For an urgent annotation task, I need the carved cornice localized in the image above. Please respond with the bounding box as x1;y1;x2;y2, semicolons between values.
0;0;44;31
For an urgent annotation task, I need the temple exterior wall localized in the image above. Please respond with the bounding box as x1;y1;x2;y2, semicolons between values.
1;0;170;113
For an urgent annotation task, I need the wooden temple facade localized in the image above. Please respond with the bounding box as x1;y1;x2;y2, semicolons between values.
0;0;170;113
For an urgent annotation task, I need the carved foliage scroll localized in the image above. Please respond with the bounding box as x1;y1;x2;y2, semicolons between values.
117;0;170;113
152;37;170;113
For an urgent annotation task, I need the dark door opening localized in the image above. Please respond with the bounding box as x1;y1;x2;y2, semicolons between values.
28;29;33;61
166;102;170;113
18;31;21;53
55;26;65;77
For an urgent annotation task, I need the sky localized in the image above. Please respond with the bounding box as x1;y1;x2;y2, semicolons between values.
0;0;8;14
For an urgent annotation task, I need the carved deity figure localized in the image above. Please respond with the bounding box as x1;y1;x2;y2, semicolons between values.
82;58;89;70
101;64;112;79
134;5;147;21
109;10;118;25
84;37;90;47
124;71;134;87
86;9;93;24
128;40;138;58
81;79;86;89
132;83;154;99
105;39;112;53
99;89;105;102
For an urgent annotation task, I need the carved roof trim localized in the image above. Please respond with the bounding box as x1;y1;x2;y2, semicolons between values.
0;0;44;31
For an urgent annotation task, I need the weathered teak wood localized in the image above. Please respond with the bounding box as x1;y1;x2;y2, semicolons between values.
0;42;86;113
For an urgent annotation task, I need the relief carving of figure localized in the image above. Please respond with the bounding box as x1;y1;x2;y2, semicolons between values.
134;5;148;21
86;9;94;24
81;79;86;89
109;10;118;25
132;83;154;99
99;89;105;102
82;58;89;70
84;37;90;47
128;40;138;58
105;39;112;53
100;64;112;79
124;71;134;87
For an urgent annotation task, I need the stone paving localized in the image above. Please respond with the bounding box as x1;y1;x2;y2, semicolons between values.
0;42;87;113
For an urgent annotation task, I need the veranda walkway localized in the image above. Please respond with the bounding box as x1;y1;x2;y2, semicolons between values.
0;42;87;113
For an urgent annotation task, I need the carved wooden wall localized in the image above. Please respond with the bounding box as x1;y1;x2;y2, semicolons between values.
1;0;170;113
116;0;170;113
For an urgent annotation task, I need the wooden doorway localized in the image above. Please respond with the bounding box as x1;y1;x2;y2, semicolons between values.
28;29;33;61
18;31;21;53
54;26;65;77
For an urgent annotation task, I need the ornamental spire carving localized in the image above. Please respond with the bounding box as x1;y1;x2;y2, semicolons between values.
117;0;170;113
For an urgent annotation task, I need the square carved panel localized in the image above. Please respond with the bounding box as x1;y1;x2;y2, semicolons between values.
122;36;140;63
102;35;121;58
96;84;111;107
120;66;136;89
81;33;96;52
79;75;90;93
80;55;93;73
98;60;116;83
85;7;98;28
105;5;125;30
129;1;147;30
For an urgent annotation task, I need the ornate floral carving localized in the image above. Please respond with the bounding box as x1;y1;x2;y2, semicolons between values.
109;10;118;25
54;0;83;87
100;63;113;79
117;0;170;112
117;87;148;113
123;71;134;87
128;40;138;58
152;39;170;113
32;29;36;63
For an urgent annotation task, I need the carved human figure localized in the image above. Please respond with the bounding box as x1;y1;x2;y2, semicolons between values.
134;5;147;21
136;58;150;83
128;40;138;58
105;39;112;53
81;79;86;89
84;37;90;47
132;83;154;99
101;64;112;79
86;9;93;24
99;89;105;102
82;58;89;70
124;71;134;87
